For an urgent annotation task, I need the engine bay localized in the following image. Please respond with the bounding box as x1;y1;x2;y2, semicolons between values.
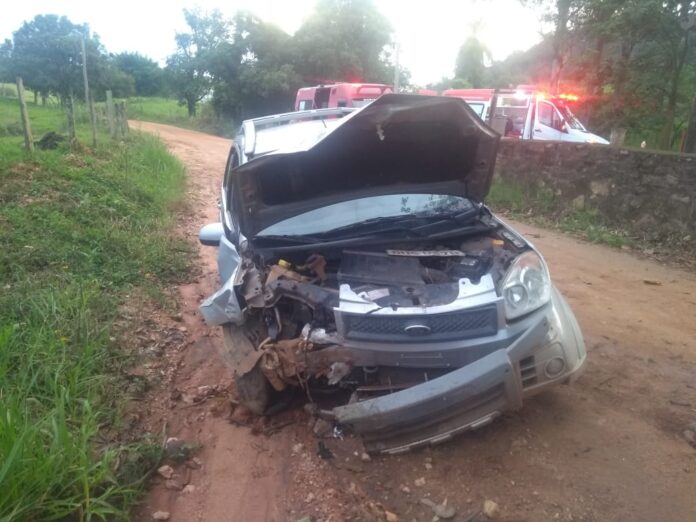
222;222;528;415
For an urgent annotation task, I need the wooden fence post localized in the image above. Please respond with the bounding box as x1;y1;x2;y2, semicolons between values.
683;94;696;154
121;101;129;136
66;89;77;148
106;90;116;139
81;36;97;147
15;77;34;153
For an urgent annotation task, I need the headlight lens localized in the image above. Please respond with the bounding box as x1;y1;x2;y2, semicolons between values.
501;251;551;319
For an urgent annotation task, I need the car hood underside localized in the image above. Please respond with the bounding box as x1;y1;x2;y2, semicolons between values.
231;94;500;238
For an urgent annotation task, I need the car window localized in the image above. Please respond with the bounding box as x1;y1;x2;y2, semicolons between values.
537;101;554;127
257;194;474;237
467;102;485;119
297;100;312;110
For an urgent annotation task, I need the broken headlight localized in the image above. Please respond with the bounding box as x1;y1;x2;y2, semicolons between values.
501;251;551;320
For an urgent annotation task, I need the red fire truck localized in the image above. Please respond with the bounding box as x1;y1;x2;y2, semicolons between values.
294;83;393;111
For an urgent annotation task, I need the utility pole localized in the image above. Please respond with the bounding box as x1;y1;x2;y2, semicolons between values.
81;36;97;147
15;77;34;153
393;42;400;93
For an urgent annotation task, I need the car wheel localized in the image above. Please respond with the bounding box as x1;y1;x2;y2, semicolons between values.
235;363;271;415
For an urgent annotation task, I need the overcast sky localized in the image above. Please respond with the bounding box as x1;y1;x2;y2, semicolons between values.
1;0;545;85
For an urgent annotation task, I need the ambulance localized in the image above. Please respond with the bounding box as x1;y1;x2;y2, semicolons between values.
443;87;609;144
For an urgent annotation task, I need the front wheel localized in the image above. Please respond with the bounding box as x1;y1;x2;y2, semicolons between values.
235;363;271;415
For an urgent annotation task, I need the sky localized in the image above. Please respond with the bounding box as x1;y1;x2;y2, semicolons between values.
1;0;545;85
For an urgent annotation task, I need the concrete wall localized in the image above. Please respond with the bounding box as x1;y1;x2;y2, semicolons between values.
493;140;696;246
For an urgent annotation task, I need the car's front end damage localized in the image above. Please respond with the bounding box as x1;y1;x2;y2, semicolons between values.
199;95;586;454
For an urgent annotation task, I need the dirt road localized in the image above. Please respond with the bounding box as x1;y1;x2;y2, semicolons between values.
132;121;696;522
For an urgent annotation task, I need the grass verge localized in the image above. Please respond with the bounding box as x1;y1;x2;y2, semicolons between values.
0;96;191;520
487;177;632;249
124;96;235;137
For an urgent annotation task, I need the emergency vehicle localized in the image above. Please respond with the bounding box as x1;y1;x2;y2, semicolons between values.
294;83;393;110
442;87;609;144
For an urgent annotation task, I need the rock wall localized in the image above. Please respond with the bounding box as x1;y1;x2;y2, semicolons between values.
493;139;696;245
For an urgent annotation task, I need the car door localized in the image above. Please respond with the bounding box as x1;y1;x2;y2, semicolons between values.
534;100;563;140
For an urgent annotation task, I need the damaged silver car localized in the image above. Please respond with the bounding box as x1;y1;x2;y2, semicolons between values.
199;94;586;454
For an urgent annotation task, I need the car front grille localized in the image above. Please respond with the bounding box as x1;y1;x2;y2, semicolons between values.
341;305;498;343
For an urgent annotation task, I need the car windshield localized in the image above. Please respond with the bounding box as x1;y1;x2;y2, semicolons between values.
257;194;474;237
554;100;586;131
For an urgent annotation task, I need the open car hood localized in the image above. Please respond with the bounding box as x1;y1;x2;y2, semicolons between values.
231;94;500;239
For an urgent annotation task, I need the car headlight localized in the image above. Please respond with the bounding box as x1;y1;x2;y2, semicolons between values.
501;251;551;320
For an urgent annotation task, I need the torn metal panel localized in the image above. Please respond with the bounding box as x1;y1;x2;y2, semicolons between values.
199;273;245;326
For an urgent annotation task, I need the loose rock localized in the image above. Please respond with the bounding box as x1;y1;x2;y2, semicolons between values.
483;499;499;519
361;452;372;462
313;418;333;438
152;511;170;521
164;479;184;491
385;510;399;522
684;429;695;444
414;477;426;487
157;465;174;479
182;484;196;494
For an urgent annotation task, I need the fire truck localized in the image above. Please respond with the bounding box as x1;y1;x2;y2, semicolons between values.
442;87;608;144
294;83;393;111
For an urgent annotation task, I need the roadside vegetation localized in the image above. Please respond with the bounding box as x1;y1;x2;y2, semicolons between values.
487;177;632;248
125;96;235;137
0;96;191;520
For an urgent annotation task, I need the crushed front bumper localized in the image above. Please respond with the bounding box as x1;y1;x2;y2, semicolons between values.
330;288;586;454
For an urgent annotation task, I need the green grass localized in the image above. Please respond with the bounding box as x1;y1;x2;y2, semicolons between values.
487;177;632;249
0;96;191;520
125;96;235;137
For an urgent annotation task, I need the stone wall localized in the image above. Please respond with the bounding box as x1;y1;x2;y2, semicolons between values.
493;139;696;246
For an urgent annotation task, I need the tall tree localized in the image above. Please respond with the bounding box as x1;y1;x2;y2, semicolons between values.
9;15;106;104
455;36;491;88
292;0;393;83
209;12;301;120
166;9;229;116
0;39;11;83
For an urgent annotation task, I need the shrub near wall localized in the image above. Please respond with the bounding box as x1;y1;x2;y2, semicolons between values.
492;139;696;251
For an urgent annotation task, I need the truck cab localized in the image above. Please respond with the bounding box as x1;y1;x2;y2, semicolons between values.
295;83;393;111
443;88;608;144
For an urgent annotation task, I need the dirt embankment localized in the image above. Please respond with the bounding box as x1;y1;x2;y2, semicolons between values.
132;121;696;522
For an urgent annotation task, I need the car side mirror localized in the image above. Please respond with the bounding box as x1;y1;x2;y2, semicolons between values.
560;122;569;133
199;222;224;247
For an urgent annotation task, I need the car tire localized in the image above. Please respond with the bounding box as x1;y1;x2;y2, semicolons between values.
235;363;271;415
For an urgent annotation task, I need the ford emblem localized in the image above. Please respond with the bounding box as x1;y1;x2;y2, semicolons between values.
404;323;431;336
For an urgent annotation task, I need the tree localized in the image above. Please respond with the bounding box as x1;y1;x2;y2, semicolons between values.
208;12;302;120
114;52;165;96
9;15;107;104
0;39;11;83
455;36;491;88
166;9;229;116
292;0;393;83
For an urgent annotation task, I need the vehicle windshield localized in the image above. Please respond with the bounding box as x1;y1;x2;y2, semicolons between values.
554;100;586;131
257;194;474;237
467;102;486;118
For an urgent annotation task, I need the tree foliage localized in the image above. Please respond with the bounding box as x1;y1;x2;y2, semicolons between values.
114;52;165;96
293;0;393;83
166;9;229;116
8;15;105;102
455;37;491;88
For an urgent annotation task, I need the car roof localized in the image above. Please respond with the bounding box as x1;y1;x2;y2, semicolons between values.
249;118;347;159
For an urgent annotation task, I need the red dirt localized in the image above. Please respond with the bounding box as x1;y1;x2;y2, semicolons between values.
132;121;696;522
